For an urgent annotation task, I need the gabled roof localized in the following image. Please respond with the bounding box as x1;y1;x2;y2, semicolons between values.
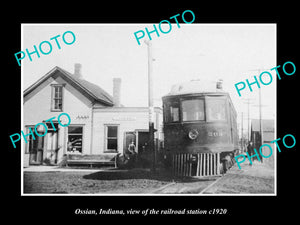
24;66;114;106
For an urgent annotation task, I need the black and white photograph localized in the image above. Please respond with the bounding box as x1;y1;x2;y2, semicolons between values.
21;23;276;195
3;5;298;221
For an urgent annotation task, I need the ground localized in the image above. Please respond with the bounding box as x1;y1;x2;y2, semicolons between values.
152;162;274;194
23;162;275;194
24;168;173;194
201;162;275;194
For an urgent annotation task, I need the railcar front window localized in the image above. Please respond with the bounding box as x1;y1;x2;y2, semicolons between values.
206;98;226;121
182;99;205;121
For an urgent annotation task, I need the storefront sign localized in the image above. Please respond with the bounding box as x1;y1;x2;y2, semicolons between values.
112;116;136;121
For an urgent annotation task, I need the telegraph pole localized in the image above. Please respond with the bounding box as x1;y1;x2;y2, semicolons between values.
145;40;156;173
242;98;254;142
249;68;269;163
252;89;269;162
249;68;268;153
241;112;244;152
258;87;263;162
259;87;263;147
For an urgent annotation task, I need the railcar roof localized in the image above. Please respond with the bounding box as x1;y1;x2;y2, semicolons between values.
163;80;226;97
162;80;237;117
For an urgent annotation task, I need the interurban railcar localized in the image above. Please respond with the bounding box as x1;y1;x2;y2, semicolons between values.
162;80;239;177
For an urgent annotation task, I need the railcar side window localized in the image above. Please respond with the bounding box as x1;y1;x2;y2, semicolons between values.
164;101;179;122
206;98;226;121
170;106;179;122
182;99;205;121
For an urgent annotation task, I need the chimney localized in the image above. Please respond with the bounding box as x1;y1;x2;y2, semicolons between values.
216;79;223;91
113;78;121;107
74;63;82;78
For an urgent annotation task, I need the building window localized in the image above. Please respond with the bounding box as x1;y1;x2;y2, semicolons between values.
105;125;118;152
25;126;36;154
67;126;83;153
51;85;63;111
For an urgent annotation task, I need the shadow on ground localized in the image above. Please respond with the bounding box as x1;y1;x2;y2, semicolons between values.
82;168;213;183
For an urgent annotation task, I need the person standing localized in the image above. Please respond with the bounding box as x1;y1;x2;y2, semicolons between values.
128;141;137;168
247;141;254;166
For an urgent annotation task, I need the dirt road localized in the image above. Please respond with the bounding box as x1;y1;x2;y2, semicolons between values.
23;162;274;194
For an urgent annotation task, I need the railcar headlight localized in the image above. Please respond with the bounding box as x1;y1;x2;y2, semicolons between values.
188;129;199;140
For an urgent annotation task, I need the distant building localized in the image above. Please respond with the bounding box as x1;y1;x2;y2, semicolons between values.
250;119;275;166
23;64;163;167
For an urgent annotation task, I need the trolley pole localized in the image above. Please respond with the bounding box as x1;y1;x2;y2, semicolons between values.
145;40;156;173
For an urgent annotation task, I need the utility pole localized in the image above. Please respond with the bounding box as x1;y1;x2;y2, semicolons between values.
258;87;263;163
145;40;156;173
259;88;263;147
241;112;244;152
249;68;269;163
247;100;250;141
252;90;269;162
242;98;254;142
249;68;268;157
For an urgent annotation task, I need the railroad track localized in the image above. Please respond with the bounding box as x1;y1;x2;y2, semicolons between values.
151;175;223;194
198;177;223;194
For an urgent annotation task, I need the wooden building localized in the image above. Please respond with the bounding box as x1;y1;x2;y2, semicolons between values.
23;64;163;167
250;119;275;166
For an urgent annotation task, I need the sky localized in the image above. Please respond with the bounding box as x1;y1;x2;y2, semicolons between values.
22;23;276;136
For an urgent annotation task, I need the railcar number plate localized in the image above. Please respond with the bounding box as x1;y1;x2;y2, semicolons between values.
208;131;223;137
